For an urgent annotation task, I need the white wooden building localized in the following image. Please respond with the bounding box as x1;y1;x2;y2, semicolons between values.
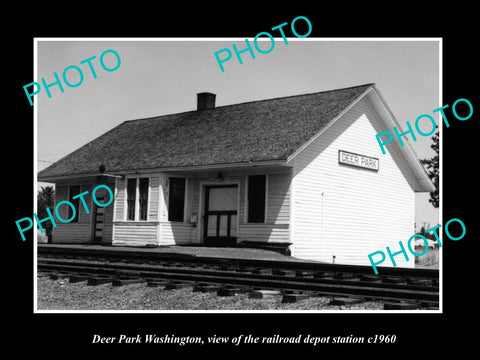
38;84;434;267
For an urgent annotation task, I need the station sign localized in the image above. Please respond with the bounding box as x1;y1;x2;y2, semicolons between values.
338;150;379;171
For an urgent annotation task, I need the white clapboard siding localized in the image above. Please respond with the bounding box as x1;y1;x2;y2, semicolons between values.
238;224;289;243
112;175;161;246
54;185;69;219
185;177;196;223
148;176;160;221
159;175;168;221
113;223;159;246
266;172;291;225
52;184;93;243
114;178;126;222
110;170;291;246
159;222;197;245
292;96;416;267
158;176;197;244
237;171;291;243
53;182;116;244
238;176;246;222
187;179;198;218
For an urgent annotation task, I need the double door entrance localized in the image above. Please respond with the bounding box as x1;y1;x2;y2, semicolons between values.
203;185;238;246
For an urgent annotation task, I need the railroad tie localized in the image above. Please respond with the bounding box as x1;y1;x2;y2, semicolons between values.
49;273;73;280
384;302;420;310
382;277;407;284
37;272;54;278
193;284;221;293
359;274;382;282
68;274;91;283
407;278;432;286
251;268;272;275
212;266;230;271
235;267;257;273
112;278;147;287
295;270;314;278
164;281;193;290
87;277;114;286
329;297;364;306
162;262;185;268
333;273;357;280
217;286;251;297
249;290;282;299
272;269;296;276
313;272;335;279
146;280;170;288
191;264;210;270
281;293;313;303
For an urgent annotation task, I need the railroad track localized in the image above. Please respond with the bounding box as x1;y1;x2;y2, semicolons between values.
37;250;439;310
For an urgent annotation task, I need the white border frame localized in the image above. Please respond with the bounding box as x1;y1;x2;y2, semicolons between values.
34;37;442;314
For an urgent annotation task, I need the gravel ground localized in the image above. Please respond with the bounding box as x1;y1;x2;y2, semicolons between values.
37;277;385;311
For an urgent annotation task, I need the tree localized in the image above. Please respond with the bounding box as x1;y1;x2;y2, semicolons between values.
420;226;426;237
425;225;440;240
421;130;439;208
37;186;55;238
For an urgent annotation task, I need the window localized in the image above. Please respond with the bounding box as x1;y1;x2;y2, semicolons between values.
68;185;80;223
139;178;149;221
126;179;136;221
126;177;149;221
247;175;266;223
168;177;186;222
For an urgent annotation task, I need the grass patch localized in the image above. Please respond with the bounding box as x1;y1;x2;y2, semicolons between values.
414;247;439;268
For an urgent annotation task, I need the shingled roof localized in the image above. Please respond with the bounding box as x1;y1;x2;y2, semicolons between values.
38;83;374;180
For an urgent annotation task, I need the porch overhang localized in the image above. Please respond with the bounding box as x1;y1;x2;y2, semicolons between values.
38;173;122;184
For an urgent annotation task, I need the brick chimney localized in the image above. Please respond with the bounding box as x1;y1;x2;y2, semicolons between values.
197;92;216;111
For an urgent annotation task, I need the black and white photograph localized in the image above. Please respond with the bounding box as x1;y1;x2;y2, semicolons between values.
34;38;441;313
6;7;478;356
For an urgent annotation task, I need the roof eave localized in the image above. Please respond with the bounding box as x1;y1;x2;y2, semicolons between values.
285;84;435;193
367;85;436;193
286;84;376;164
37;159;291;183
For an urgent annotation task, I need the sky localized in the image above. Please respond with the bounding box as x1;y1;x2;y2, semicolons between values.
36;38;440;230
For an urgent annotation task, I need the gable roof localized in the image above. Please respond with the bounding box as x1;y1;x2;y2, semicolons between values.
38;84;377;180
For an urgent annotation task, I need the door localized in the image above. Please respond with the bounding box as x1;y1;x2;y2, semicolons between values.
204;185;238;246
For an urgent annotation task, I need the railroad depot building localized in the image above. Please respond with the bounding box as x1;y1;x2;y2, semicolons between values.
38;84;435;267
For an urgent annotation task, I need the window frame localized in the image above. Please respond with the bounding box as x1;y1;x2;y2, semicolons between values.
124;176;150;221
126;178;137;221
138;178;149;221
245;174;268;224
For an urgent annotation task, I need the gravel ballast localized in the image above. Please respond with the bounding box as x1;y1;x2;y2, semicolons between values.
37;277;385;311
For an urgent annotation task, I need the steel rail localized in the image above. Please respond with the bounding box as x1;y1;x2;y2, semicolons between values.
38;258;439;305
